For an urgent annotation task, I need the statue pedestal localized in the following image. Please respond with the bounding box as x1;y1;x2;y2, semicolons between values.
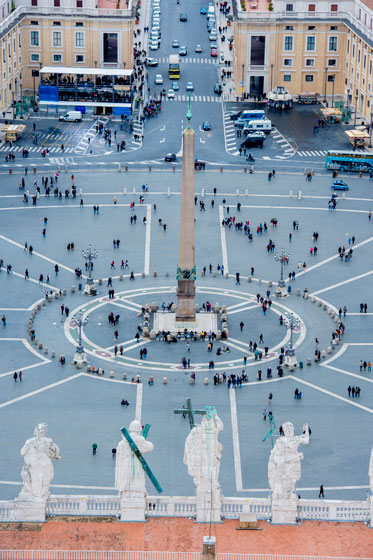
84;283;97;296
120;495;147;522
283;353;298;371
72;350;87;369
202;536;216;560
271;497;297;524
275;285;288;298
176;279;196;321
196;491;221;523
15;499;46;522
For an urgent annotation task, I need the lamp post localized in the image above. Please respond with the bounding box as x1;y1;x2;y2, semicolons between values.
72;311;88;368
345;87;350;124
11;91;15;121
241;64;245;99
331;75;335;108
323;66;328;104
274;248;290;297
82;244;98;295
354;93;358;128
283;313;301;371
270;63;274;92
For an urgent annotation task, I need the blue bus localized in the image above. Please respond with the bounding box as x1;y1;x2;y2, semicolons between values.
236;110;266;128
325;150;373;173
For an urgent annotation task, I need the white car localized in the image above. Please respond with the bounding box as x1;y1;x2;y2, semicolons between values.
167;89;175;99
149;40;159;50
186;81;194;91
155;74;163;84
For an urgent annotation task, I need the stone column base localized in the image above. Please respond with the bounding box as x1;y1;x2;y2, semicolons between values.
84;283;97;296
120;495;147;522
275;285;288;298
271;497;297;524
15;499;46;522
72;350;87;368
283;354;298;371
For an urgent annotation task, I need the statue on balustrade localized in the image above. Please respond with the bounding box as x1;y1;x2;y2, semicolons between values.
19;423;61;502
115;420;154;498
183;406;224;522
268;421;309;501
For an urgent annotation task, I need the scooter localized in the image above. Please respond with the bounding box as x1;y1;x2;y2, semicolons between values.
247;153;255;162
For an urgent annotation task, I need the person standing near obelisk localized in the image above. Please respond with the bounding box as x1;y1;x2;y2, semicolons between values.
176;98;196;322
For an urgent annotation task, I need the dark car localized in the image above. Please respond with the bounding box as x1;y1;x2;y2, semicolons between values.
230;111;242;120
241;132;265;148
180;13;187;21
331;180;349;191
165;153;176;162
214;84;222;95
202;121;211;131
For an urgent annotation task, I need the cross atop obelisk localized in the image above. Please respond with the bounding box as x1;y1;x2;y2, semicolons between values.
176;96;196;322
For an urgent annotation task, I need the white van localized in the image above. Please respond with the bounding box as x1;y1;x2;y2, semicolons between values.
244;119;272;134
208;5;215;16
59;110;82;122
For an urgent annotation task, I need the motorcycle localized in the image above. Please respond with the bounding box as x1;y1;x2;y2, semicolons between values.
247;153;255;162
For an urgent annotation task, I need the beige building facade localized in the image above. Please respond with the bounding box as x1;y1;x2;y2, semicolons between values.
0;1;135;113
233;0;373;121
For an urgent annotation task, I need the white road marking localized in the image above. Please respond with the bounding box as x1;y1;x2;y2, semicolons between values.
145;204;151;275
229;386;243;491
219;205;229;275
135;381;143;423
310;271;373;296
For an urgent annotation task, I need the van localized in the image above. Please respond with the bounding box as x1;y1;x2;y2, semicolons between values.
59;110;82;122
241;132;265;149
244;119;272;134
208;5;215;16
236;109;266;127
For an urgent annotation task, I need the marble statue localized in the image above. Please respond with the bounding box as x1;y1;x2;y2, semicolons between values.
369;446;373;493
19;423;61;502
268;421;309;523
115;420;154;498
184;406;224;522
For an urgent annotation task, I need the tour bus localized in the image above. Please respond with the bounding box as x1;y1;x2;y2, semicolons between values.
235;110;266;127
243;119;272;135
325;150;373;173
169;54;180;79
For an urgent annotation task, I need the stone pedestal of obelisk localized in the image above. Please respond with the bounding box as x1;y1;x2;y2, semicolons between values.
176;107;196;322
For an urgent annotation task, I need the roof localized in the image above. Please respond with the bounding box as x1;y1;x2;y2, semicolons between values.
40;66;133;76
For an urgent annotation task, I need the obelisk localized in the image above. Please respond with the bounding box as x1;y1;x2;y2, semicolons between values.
176;99;196;322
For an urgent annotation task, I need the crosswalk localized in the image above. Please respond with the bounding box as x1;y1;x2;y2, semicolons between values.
0;144;75;154
74;116;108;155
297;150;328;157
165;94;221;103
156;56;218;65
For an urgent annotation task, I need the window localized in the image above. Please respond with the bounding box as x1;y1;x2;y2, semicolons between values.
31;0;37;5
358;49;360;63
75;54;84;63
283;74;291;82
328;59;337;66
285;4;293;11
308;4;315;11
330;4;338;11
18;33;21;47
368;99;370;107
305;75;314;82
8;43;10;57
305;59;315;66
53;21;61;25
352;44;355;57
54;0;60;6
330;25;338;30
13;38;16;53
53;54;62;62
75;31;84;47
30;53;40;61
30;30;39;46
30;20;38;25
76;21;84;27
328;75;335;83
370;60;372;75
308;25;315;30
306;36;315;51
283;58;292;66
329;36;338;51
53;31;61;47
2;48;5;63
364;54;367;69
284;36;293;51
285;25;293;30
346;39;349;54
76;0;83;6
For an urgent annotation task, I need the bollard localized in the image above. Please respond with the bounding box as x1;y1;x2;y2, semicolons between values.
248;276;251;282
118;163;121;171
163;376;167;384
38;343;43;350
204;377;209;385
289;190;293;197
225;272;229;279
298;190;302;200
71;286;75;293
9;167;12;174
167;187;171;197
220;166;223;172
125;165;128;172
296;288;301;296
318;299;322;307
172;165;175;172
142;271;145;278
268;281;272;287
33;339;38;346
98;278;102;285
245;189;248;196
327;346;332;354
202;188;205;198
51;351;55;358
165;271;169;277
311;296;316;303
44;347;48;355
109;371;115;378
154;271;157;277
33;167;37;174
190;377;195;384
342;192;346;200
122;372;127;380
149;165;152;172
119;274;123;281
258;278;262;284
307;358;312;366
123;187;127;194
244;167;247;173
236;189;240;196
321;350;326;359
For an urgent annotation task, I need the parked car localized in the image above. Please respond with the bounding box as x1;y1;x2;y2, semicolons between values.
195;43;202;53
180;13;187;21
155;74;163;84
241;132;265;148
210;47;218;57
167;89;176;99
165;153;176;162
214;84;222;95
146;58;158;67
202;121;211;131
331;180;349;191
172;81;179;91
172;39;179;48
186;82;194;91
179;45;187;56
149;40;159;50
230;111;242;120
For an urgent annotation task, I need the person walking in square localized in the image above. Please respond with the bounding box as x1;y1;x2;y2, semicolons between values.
319;485;325;498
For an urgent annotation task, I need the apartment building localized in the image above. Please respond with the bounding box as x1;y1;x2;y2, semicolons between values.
0;0;135;113
233;0;373;121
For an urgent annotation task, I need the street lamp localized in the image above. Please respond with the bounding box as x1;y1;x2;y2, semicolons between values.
345;87;350;124
331;75;335;108
82;244;98;295
283;313;301;371
323;67;328;104
270;63;274;92
354;93;358;128
72;310;88;368
241;64;245;99
274;248;290;297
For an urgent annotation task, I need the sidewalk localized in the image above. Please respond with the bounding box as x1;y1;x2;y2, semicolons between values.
216;2;236;101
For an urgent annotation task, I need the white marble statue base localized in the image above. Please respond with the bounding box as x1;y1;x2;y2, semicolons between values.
153;312;218;335
15;499;46;522
72;350;87;369
84;283;97;296
120;495;147;522
283;354;298;371
275;285;288;298
271;498;297;524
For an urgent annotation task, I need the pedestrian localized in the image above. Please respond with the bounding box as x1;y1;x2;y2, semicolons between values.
319;485;325;498
263;409;267;421
2;314;6;326
13;371;18;382
25;269;29;279
347;385;351;397
240;321;244;331
19;370;23;382
92;443;98;455
112;448;117;459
